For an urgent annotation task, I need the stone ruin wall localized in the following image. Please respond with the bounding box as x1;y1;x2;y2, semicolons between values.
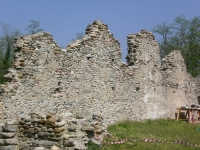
0;20;199;124
161;51;198;117
0;112;106;150
126;30;167;119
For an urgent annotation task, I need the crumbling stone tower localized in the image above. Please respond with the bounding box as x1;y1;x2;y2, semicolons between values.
161;50;198;117
125;30;167;120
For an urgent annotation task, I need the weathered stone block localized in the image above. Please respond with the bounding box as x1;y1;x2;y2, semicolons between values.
54;127;65;133
44;132;50;136
22;137;28;142
91;139;102;147
2;125;18;132
34;134;38;139
81;126;94;131
25;132;33;138
19;144;29;149
25;117;31;122
41;126;47;132
47;128;54;133
50;133;55;137
55;132;64;137
32;66;39;72
67;126;76;132
0;145;18;150
38;132;44;136
0;140;3;146
5;120;14;125
94;128;102;134
33;147;45;150
38;120;46;125
47;118;56;124
0;124;3;132
19;120;25;125
73;139;87;149
76;119;86;126
4;138;18;145
0;132;16;138
46;113;53;119
35;127;41;132
0;88;5;94
23;124;29;130
63;140;74;147
27;127;35;133
63;134;70;140
53;120;65;127
51;145;60;150
32;140;57;146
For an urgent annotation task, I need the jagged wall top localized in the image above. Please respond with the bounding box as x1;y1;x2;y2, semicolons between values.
126;30;158;66
66;20;120;54
0;20;199;124
14;32;60;51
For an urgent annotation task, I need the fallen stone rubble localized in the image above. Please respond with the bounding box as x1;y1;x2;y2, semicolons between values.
0;113;107;150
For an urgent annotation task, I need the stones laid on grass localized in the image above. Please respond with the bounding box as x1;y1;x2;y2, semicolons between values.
0;112;107;149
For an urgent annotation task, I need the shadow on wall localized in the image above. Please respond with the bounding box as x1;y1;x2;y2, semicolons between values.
198;96;200;105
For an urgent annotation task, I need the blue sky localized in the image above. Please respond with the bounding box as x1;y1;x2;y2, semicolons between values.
0;0;199;62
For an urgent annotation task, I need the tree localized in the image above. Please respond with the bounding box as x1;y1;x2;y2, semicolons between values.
152;15;200;77
152;21;172;58
76;32;84;39
26;20;43;35
0;22;21;83
72;32;84;41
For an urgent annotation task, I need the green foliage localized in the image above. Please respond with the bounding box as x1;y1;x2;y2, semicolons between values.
72;32;84;41
101;119;200;150
0;20;42;84
0;22;21;83
152;21;172;58
76;32;84;39
152;15;200;77
26;20;43;35
103;142;199;150
88;141;100;150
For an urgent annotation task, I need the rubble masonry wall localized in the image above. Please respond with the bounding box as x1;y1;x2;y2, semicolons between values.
0;20;198;124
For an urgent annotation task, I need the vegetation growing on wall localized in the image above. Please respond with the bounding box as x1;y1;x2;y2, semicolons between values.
0;20;43;83
0;23;22;83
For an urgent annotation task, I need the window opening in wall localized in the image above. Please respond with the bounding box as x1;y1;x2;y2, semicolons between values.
136;87;140;91
87;57;91;60
55;87;61;93
112;59;114;62
129;62;134;66
112;87;115;90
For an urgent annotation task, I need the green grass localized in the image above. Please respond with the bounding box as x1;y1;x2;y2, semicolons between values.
101;142;200;150
88;141;99;150
90;119;200;150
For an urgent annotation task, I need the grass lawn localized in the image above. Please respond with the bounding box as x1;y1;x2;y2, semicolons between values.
90;119;200;150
